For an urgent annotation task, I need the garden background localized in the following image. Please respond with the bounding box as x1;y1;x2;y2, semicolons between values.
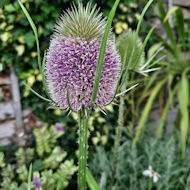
0;0;190;189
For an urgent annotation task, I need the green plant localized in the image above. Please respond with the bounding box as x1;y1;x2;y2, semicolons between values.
133;0;190;158
0;123;77;190
89;129;190;190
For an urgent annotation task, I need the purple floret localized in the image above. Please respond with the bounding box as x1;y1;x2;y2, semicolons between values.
45;37;120;111
33;176;42;189
55;123;64;132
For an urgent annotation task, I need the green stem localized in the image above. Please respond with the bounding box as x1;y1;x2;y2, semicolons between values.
108;85;125;190
78;109;88;190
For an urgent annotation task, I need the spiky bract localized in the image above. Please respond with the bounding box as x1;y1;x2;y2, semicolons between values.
116;29;144;70
54;2;107;41
45;2;121;111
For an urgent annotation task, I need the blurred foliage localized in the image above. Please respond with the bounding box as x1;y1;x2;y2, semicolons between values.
89;129;190;190
0;123;77;190
133;0;190;157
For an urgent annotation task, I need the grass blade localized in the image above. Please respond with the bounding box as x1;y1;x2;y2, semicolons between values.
136;0;154;37
134;26;155;69
175;8;185;48
28;164;32;190
163;6;178;22
86;168;101;190
156;82;179;138
133;78;167;147
137;71;159;106
90;0;120;109
18;0;41;72
178;73;189;158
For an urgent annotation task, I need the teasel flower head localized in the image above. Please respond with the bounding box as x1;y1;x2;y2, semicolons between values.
45;2;121;111
116;29;144;71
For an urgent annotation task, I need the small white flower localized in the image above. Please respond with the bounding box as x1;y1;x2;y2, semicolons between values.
143;166;161;183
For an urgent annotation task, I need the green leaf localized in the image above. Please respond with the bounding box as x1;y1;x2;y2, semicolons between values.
136;0;154;38
175;8;185;47
158;0;181;62
178;73;189;158
133;78;167;147
86;168;101;190
163;6;179;23
156;82;179;138
24;31;36;49
28;164;32;190
18;0;41;72
5;4;16;12
90;0;120;109
0;0;10;7
137;70;160;108
134;26;155;69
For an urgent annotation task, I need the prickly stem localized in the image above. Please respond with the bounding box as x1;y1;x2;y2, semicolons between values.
78;109;88;190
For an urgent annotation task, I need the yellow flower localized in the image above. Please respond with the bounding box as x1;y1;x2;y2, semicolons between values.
27;76;35;86
0;22;6;29
6;25;14;31
18;36;25;44
1;32;10;42
97;117;105;123
34;69;39;75
54;109;62;116
129;2;137;9
101;136;107;145
15;45;25;56
23;90;29;97
0;63;3;72
71;112;78;120
121;23;128;30
89;117;94;131
135;13;141;20
37;74;42;81
127;16;133;23
31;52;37;57
92;137;99;145
119;3;127;12
105;104;113;112
115;22;123;34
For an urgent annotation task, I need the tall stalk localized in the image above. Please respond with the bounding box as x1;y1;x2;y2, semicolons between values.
78;109;88;190
108;84;126;190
